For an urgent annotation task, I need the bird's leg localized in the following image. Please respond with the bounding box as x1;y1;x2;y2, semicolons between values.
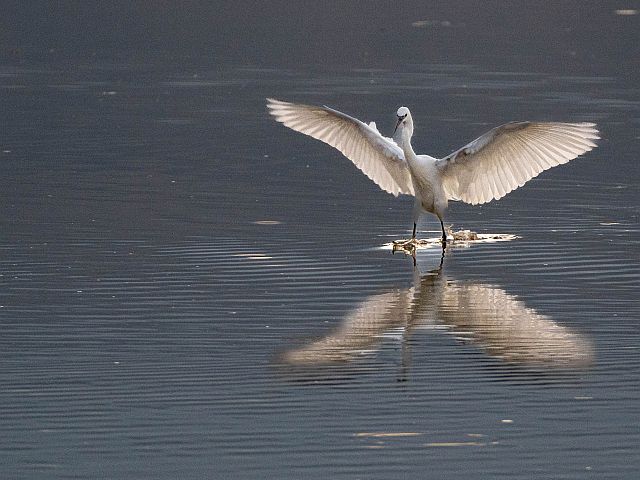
393;222;418;248
440;218;447;249
409;199;421;244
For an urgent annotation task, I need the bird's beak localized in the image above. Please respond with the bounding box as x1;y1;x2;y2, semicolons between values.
394;117;402;134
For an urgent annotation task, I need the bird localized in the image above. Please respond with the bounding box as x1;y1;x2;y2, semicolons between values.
266;98;599;247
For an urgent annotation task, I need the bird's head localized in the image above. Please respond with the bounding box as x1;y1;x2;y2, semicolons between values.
393;106;413;142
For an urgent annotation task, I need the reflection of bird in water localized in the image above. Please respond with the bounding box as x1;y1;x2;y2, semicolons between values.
281;262;593;369
282;285;417;365
267;99;599;247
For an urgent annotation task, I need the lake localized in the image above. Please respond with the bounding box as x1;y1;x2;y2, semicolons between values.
1;3;639;479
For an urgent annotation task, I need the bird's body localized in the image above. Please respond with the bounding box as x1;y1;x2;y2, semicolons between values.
391;112;449;238
266;98;599;246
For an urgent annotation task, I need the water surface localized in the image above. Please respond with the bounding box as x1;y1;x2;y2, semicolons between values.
1;11;639;479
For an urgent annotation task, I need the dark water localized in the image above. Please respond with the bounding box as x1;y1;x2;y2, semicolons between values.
1;4;639;479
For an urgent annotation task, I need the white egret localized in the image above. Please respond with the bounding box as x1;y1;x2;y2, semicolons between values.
267;98;599;246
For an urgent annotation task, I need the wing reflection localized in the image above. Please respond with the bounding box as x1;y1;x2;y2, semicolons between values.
282;286;417;365
281;266;592;369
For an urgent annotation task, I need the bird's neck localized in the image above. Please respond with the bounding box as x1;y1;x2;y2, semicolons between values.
396;130;417;163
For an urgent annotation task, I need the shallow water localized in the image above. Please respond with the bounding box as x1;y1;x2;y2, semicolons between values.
1;18;640;479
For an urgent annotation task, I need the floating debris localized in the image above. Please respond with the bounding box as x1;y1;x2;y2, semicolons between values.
424;441;485;447
411;19;454;28
355;432;423;438
252;220;282;225
614;9;638;15
385;228;519;251
232;253;272;260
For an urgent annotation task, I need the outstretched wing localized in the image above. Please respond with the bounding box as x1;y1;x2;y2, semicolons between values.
267;98;414;196
435;122;599;205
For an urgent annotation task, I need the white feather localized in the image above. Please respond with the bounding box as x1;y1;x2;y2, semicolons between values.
435;122;600;205
267;98;414;196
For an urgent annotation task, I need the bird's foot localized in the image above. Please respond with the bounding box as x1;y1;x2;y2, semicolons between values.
392;240;417;266
393;237;420;247
392;239;418;254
